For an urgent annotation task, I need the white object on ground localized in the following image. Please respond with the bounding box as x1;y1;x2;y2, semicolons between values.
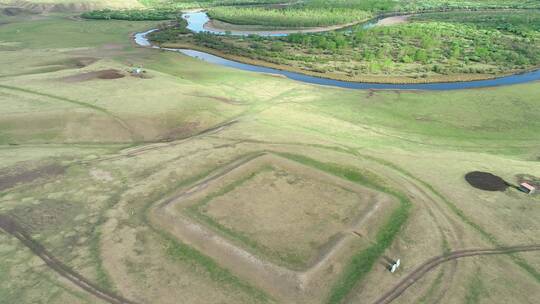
390;259;400;273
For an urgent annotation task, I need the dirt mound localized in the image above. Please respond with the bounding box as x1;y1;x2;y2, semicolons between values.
62;69;124;82
465;171;508;191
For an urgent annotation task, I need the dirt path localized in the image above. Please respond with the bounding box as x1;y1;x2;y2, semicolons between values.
372;245;540;304
83;119;239;165
0;214;141;304
196;138;532;302
0;84;139;142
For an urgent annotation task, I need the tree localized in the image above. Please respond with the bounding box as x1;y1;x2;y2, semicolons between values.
475;46;489;62
415;49;428;63
450;44;461;59
401;55;413;63
288;33;303;44
354;30;366;44
334;33;347;49
270;42;284;52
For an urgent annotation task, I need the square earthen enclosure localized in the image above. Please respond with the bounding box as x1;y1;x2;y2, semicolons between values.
150;152;398;302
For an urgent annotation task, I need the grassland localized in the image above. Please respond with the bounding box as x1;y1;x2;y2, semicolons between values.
0;0;143;11
0;4;539;304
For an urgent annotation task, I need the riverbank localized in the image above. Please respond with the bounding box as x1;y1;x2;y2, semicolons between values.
374;15;410;26
169;10;540;85
201;14;411;35
203;18;364;36
164;38;540;86
184;11;370;36
159;41;540;85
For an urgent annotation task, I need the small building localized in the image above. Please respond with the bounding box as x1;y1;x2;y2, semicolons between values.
519;182;536;194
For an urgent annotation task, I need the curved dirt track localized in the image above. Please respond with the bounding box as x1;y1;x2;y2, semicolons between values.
0;214;140;304
0;84;138;142
372;245;540;304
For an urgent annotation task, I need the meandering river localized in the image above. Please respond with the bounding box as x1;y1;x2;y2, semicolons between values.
134;13;540;91
183;11;368;36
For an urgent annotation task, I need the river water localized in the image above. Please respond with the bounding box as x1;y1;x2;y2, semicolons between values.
134;14;540;91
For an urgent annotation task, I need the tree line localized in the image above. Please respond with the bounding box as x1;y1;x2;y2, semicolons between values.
208;7;371;27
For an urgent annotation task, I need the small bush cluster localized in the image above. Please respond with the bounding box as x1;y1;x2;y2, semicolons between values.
148;18;190;43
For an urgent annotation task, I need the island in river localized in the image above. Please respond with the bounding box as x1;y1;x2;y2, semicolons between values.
150;10;540;84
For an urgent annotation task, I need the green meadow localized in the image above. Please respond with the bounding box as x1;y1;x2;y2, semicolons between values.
0;2;539;304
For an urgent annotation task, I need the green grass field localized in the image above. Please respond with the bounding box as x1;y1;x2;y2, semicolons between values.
0;2;539;304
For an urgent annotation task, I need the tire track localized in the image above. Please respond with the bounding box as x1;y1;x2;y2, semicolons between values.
194;138;467;302
84;119;239;164
0;84;139;141
372;245;540;304
0;214;140;304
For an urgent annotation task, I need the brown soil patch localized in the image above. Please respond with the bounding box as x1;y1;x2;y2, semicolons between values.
72;57;98;68
159;122;200;142
196;161;374;268
465;171;508;191
0;163;65;192
98;69;124;79
62;69;125;82
2;7;33;16
0;214;18;233
37;57;98;70
9;199;78;233
188;93;242;105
